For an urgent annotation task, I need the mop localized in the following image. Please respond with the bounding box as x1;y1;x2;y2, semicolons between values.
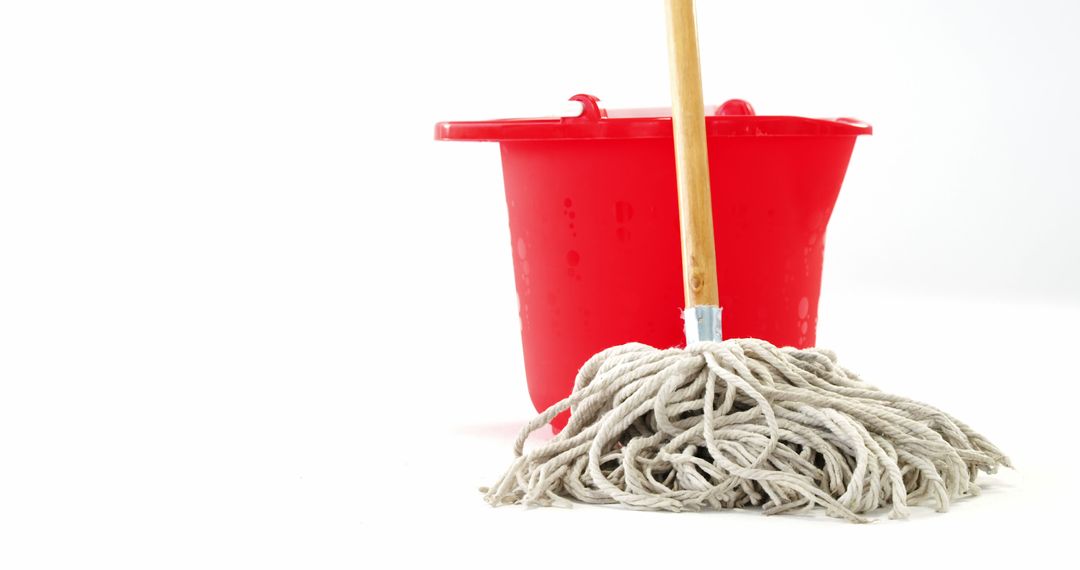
482;0;1009;522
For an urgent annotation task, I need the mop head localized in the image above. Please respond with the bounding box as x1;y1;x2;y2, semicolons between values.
483;339;1009;522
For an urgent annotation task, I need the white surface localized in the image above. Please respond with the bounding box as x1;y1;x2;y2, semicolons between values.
1;1;1078;568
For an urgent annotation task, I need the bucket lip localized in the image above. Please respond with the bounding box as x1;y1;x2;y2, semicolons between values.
434;95;872;142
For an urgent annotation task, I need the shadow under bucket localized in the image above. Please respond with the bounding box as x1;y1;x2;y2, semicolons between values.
436;94;871;430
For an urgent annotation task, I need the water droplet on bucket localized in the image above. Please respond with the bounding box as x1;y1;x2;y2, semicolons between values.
798;297;809;319
800;321;809;334
566;250;580;266
614;201;634;223
516;237;527;260
564;198;573;208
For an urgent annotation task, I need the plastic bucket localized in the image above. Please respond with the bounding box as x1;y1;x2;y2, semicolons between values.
436;94;870;429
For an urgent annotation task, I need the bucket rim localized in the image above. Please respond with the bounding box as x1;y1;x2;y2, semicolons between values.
435;94;872;142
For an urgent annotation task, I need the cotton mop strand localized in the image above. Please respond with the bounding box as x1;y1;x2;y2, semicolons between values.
482;0;1009;523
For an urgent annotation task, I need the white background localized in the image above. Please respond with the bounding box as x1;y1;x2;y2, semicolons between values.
1;1;1077;568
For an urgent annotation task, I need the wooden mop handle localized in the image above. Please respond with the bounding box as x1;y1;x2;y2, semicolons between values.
665;0;719;309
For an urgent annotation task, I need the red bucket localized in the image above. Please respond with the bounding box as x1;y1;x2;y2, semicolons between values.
436;94;870;429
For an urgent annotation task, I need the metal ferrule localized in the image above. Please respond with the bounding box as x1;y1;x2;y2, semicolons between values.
683;305;722;344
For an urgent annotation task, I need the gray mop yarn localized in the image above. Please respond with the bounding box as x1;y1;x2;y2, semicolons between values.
483;339;1009;523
